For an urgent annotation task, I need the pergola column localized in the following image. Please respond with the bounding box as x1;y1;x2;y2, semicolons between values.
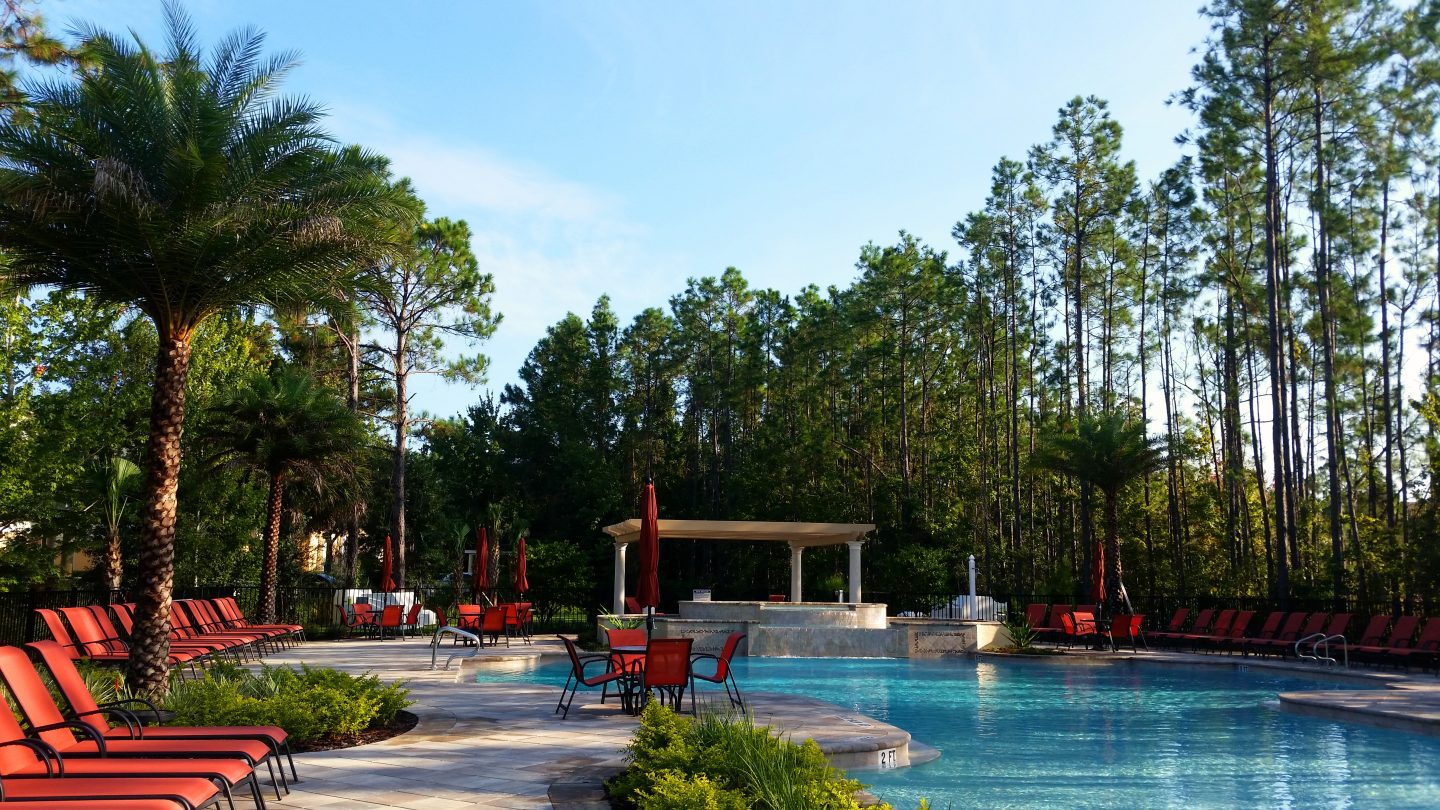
846;539;863;603
613;541;628;615
789;543;804;603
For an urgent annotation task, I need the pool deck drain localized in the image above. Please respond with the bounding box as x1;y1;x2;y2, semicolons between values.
253;637;916;809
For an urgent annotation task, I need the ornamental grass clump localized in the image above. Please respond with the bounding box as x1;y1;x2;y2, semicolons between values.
160;664;410;746
609;702;924;810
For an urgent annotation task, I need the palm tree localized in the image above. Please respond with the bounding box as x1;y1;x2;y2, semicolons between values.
90;456;140;593
1032;412;1167;617
0;5;412;693
208;366;370;624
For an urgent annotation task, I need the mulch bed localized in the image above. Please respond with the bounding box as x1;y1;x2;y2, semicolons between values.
292;710;419;753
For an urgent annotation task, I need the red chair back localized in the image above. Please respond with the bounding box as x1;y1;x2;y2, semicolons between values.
1072;611;1097;635
1321;613;1351;639
1188;608;1216;633
1060;612;1076;636
456;604;481;631
27;640;107;734
1251;611;1285;639
1045;604;1070;629
1111;614;1136;640
0;646;79;751
1356;615;1389;646
1024;603;1047;627
110;603;137;635
1295;612;1329;639
58;607;123;656
1412;619;1440;652
607;628;647;648
406;603;423;623
1274;612;1307;641
1163;608;1189;632
1208;609;1237;635
34;609;81;657
1384;616;1419;649
433;607;447;627
481;607;505;633
712;632;745;679
643;637;693;689
1226;610;1256;639
379;605;403;628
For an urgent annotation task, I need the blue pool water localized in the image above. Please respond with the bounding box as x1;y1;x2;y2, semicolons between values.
483;657;1440;808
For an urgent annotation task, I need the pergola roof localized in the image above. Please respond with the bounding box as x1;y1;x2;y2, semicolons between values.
602;519;875;548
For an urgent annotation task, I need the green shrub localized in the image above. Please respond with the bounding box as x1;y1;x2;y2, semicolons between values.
159;665;410;746
636;771;748;810
610;702;875;810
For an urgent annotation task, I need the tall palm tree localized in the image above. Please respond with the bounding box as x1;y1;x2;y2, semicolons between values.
208;366;370;624
0;5;412;693
1032;412;1168;617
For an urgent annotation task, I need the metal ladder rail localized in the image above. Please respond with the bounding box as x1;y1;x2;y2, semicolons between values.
430;625;482;670
1295;632;1326;661
1314;633;1348;667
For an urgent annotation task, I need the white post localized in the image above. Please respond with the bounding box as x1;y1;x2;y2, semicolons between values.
846;540;863;604
967;554;977;618
613;541;628;615
789;543;804;603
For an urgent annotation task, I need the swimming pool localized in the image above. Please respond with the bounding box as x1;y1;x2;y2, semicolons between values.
485;656;1440;808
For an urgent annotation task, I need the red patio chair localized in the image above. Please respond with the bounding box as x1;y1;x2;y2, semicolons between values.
0;646;282;802
184;600;283;652
690;632;747;712
376;605;403;640
0;799;207;810
0;776;224;810
604;628;648;705
1180;609;1237;650
1108;614;1146;652
636;637;694;713
400;603;423;638
28;640;298;784
1199;610;1254;653
502;603;529;645
481;606;508;647
556;636;631;718
53;607;200;673
455;604;482;642
1034;604;1067;644
1385;618;1440;672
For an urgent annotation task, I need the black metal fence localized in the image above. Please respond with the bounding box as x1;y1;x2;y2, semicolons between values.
0;584;590;646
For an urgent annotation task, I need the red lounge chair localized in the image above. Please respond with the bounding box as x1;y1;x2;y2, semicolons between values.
1228;611;1285;654
1035;604;1068;643
1348;615;1391;654
1153;608;1210;647
1200;610;1255;653
1385;618;1440;672
1023;603;1047;628
182;600;280;652
168;604;264;659
1180;609;1237;650
50;608;199;673
208;598;302;645
1355;616;1419;665
636;637;694;713
1297;613;1353;660
0;799;203;810
27;640;298;784
0;647;279;804
109;604;224;662
690;632;746;711
0;775;224;809
1249;612;1315;657
0;672;253;808
556;636;630;718
1108;614;1146;652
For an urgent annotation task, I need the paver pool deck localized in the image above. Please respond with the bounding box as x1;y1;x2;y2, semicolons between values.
256;635;1440;809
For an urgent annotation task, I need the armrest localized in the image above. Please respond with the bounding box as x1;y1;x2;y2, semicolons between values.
28;720;108;754
0;738;62;775
73;706;141;738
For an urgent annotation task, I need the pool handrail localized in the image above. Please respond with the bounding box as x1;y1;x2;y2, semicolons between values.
430;625;481;670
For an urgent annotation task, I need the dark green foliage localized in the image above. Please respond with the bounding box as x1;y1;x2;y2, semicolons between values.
162;665;410;746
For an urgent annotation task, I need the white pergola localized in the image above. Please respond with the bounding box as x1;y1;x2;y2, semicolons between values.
601;519;877;614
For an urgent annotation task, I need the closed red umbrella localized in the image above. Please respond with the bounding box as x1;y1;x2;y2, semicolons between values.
514;532;529;595
636;481;660;609
474;527;491;597
380;535;397;592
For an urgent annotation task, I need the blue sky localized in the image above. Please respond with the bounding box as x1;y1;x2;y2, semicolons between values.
51;1;1211;418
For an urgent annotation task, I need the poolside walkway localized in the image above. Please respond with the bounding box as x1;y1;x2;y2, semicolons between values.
253;636;916;809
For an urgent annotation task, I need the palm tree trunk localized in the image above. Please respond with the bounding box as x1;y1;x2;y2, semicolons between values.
257;471;285;624
104;528;122;593
128;336;190;696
